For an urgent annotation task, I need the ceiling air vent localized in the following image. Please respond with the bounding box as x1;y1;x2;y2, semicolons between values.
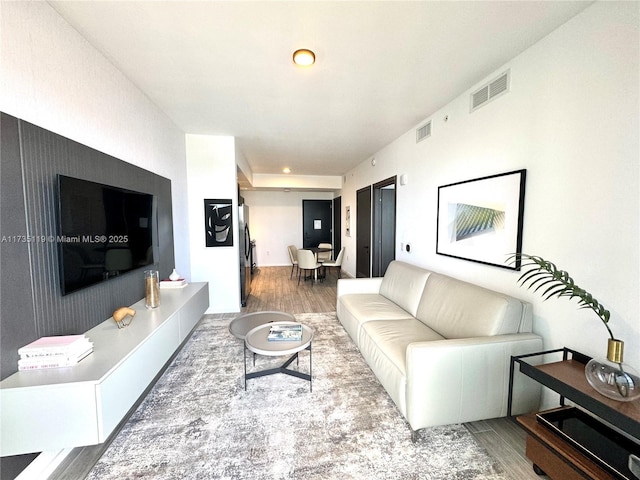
416;121;432;143
470;70;510;112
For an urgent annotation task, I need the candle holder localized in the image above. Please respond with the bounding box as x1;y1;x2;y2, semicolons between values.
144;270;160;309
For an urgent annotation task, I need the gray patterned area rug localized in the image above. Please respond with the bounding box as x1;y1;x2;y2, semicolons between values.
87;312;508;480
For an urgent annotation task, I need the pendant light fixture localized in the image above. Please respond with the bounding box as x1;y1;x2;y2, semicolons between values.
293;49;315;66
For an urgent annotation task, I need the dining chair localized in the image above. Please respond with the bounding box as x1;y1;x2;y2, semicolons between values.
297;249;322;285
316;243;332;262
321;246;345;278
287;245;299;279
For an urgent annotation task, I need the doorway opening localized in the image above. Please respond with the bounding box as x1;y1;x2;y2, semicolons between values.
372;176;397;277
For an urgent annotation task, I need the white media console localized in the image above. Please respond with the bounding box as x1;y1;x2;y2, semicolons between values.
0;282;209;457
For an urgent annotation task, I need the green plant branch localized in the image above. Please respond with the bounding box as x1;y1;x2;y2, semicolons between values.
507;253;614;340
507;254;636;399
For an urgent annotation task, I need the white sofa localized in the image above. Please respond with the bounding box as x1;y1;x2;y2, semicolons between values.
337;261;542;438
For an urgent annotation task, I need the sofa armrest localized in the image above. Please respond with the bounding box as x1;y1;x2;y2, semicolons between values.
404;333;543;430
336;277;384;297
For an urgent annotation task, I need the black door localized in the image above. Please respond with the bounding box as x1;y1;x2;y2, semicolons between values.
333;196;342;256
302;200;332;248
356;186;371;278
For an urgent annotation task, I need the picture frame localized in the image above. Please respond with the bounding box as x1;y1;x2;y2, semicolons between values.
436;169;526;270
204;199;233;247
345;206;351;237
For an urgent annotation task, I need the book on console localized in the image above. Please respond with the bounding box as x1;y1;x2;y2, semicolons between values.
18;347;93;370
267;324;303;342
160;279;187;288
18;334;93;357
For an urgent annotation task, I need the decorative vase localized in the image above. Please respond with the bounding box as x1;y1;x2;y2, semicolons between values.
585;339;640;402
144;270;160;309
169;268;180;281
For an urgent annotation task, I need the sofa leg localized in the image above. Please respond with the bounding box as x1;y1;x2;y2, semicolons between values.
411;428;419;443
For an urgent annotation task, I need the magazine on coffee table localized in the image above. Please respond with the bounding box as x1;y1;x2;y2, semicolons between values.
267;324;303;342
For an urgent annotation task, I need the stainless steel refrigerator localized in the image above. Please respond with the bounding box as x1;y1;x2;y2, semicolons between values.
239;204;251;307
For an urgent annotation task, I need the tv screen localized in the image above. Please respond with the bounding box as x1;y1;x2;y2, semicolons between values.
57;174;155;295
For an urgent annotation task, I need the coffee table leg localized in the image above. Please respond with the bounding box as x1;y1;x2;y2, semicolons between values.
244;343;248;391
309;343;313;392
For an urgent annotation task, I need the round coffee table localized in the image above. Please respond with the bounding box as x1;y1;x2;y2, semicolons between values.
229;311;296;340
243;321;314;391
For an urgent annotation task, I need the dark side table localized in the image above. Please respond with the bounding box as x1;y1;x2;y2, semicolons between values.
508;348;640;479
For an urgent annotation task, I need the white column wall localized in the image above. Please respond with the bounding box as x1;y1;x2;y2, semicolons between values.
186;135;240;313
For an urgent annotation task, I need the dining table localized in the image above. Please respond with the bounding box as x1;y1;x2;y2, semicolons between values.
304;247;333;281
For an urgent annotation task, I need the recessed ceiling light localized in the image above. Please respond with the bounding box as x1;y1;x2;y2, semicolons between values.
293;49;315;67
283;167;291;173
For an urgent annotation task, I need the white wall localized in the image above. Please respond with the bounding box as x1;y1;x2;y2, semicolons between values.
186;135;240;313
241;190;336;267
341;2;639;386
0;0;191;277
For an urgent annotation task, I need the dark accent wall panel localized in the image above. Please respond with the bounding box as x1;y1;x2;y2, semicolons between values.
0;113;175;380
1;113;38;381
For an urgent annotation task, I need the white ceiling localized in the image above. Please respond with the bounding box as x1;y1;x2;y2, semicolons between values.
49;1;591;180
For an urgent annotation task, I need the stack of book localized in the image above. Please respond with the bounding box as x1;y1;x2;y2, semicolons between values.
160;278;187;289
267;324;303;342
18;334;93;370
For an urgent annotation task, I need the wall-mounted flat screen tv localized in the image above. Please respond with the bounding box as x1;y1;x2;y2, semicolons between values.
57;174;155;295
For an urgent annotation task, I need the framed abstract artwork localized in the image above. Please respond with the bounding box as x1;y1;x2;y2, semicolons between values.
436;169;526;270
345;206;351;237
204;199;233;247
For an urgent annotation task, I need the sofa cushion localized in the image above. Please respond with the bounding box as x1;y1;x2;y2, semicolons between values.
358;319;445;416
415;273;526;338
340;294;415;322
361;319;445;373
379;261;431;317
338;293;414;344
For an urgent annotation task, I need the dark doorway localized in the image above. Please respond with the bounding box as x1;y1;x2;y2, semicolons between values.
333;196;342;257
356;186;372;278
302;200;332;248
372;176;396;277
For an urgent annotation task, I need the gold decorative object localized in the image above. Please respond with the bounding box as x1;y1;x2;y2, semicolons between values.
113;307;136;329
607;338;624;364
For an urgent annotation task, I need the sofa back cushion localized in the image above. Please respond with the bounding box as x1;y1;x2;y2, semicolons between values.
415;273;529;338
379;261;431;317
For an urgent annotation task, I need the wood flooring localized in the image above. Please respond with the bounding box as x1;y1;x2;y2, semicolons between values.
50;266;543;480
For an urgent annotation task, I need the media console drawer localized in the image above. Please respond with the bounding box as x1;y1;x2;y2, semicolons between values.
95;313;181;441
0;282;209;457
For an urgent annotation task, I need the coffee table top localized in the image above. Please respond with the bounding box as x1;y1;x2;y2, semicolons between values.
229;311;296;340
245;321;314;356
